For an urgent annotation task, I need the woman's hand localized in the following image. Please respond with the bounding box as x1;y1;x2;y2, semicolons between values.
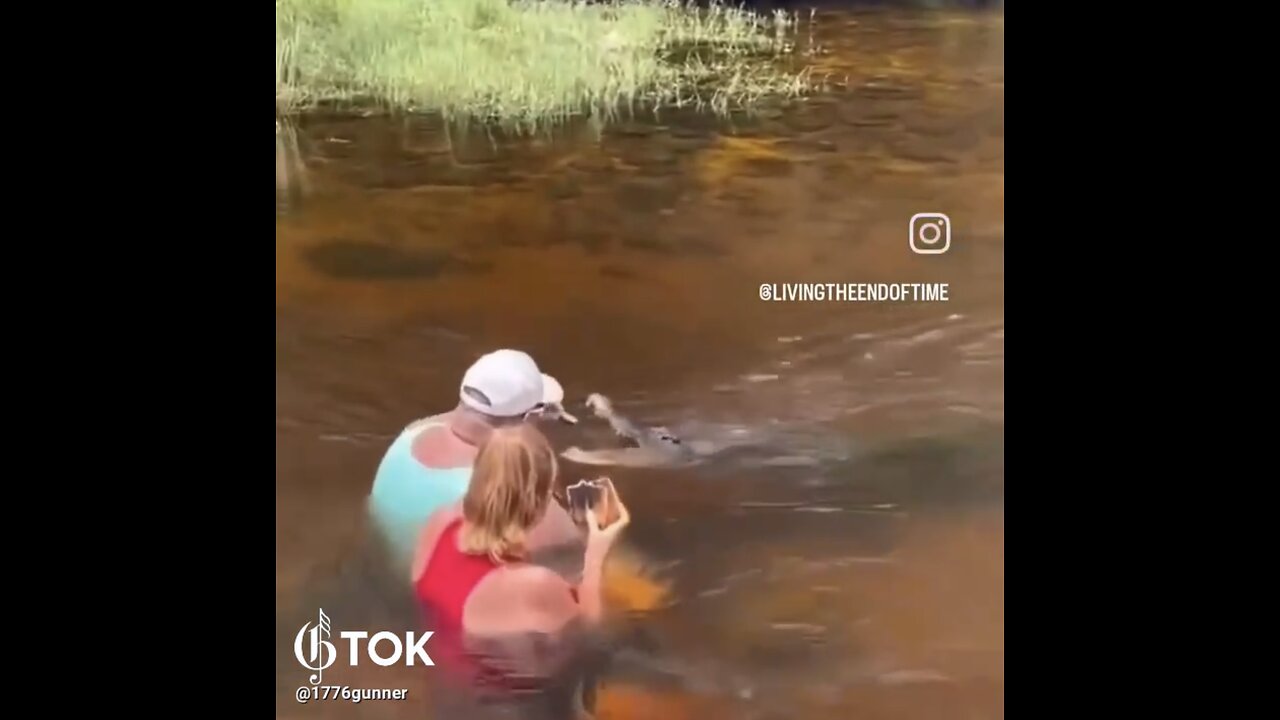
575;480;628;623
584;479;629;560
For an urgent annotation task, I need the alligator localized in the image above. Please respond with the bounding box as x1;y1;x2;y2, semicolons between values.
560;393;703;468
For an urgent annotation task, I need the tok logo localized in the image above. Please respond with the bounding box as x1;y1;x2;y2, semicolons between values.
295;608;336;685
292;607;435;683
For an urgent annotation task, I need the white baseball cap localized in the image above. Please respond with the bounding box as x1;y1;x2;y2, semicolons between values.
459;349;571;420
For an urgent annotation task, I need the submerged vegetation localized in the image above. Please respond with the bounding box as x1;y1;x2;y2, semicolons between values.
275;0;814;128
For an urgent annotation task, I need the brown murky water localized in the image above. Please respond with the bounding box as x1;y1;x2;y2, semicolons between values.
277;7;1002;719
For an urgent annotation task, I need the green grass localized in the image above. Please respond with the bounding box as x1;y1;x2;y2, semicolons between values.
276;0;814;128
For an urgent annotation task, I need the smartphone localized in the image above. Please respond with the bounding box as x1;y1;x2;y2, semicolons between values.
566;477;621;527
565;479;605;516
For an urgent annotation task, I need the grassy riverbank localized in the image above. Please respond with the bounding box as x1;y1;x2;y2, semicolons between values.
276;0;812;127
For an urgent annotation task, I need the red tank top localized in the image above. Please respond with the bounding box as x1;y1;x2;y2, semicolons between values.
413;520;581;694
415;519;502;624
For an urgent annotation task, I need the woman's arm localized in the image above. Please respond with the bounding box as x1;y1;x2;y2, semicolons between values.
521;498;628;628
512;558;601;630
577;544;608;623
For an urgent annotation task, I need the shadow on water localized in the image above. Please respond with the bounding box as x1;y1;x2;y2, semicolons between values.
277;6;1002;719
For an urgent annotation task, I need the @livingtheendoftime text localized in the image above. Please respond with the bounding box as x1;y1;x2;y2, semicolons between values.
759;282;949;302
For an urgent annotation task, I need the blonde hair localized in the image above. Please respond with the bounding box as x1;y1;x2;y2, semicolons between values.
459;423;559;563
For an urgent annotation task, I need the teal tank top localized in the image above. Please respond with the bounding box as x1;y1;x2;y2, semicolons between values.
367;424;473;572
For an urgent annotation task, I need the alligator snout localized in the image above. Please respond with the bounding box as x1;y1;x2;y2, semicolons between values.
584;392;614;417
562;392;701;468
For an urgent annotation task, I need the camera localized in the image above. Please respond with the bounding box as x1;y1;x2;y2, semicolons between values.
564;477;620;527
566;478;606;514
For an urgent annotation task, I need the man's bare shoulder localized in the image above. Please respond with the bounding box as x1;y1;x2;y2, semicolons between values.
405;411;453;433
428;501;464;524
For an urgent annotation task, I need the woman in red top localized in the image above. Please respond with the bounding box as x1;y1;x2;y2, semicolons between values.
411;423;629;715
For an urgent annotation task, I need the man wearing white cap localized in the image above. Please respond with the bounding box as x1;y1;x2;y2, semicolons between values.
368;349;581;574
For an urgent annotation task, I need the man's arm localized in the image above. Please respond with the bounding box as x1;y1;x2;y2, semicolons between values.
526;502;587;581
528;502;586;551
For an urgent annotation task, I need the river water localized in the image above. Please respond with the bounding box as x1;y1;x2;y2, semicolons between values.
277;6;1003;719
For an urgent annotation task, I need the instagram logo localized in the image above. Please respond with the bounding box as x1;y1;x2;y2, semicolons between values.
910;213;951;255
